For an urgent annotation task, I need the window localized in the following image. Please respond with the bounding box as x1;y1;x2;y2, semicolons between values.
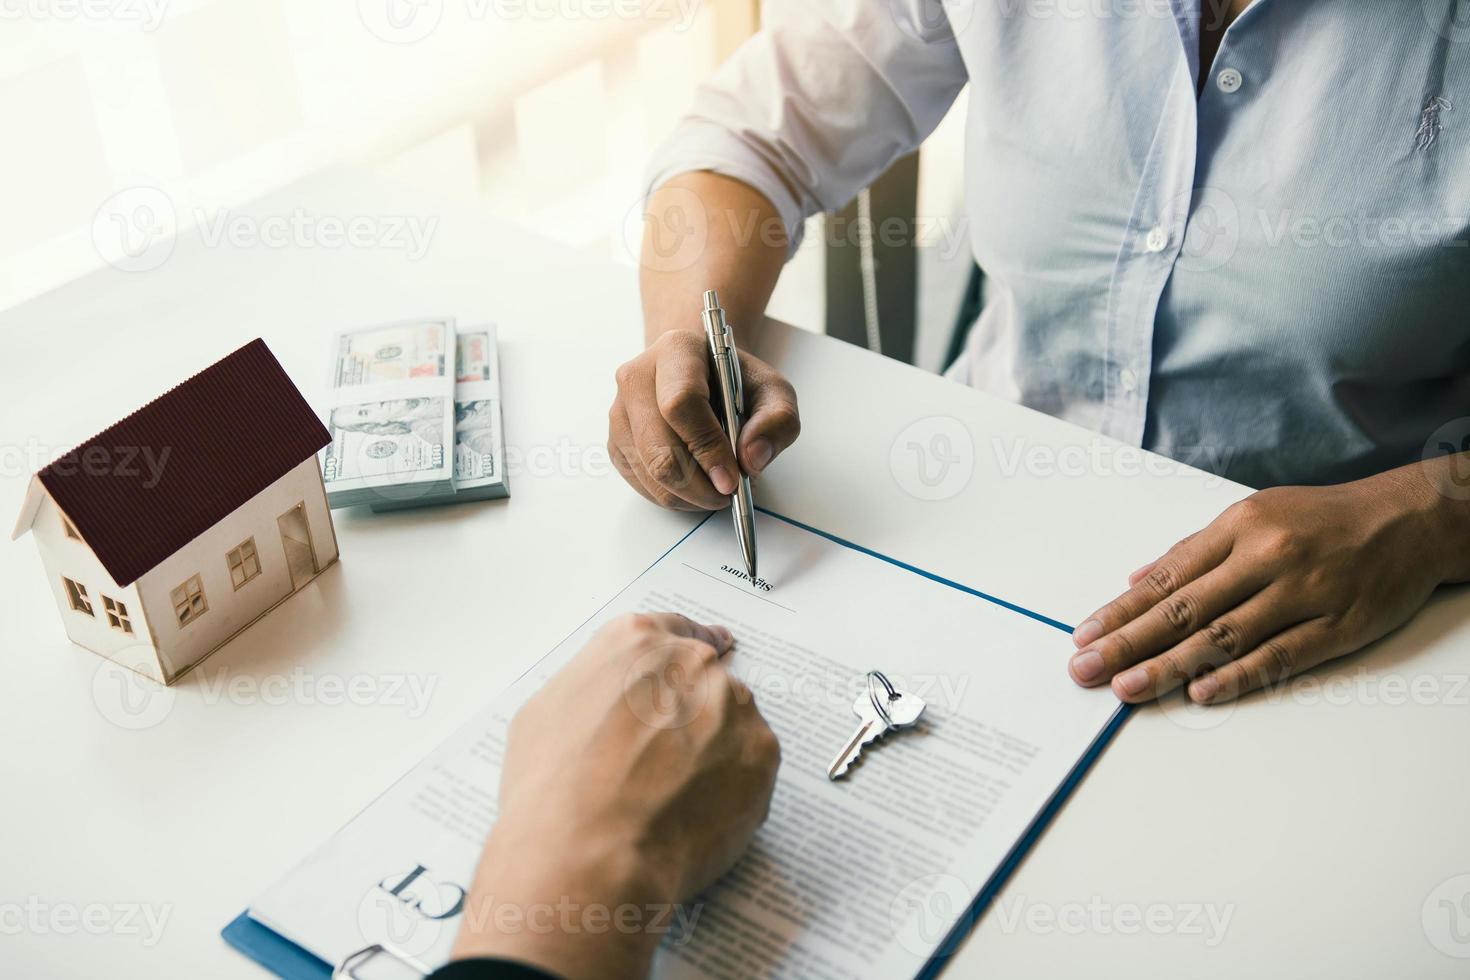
62;577;93;616
61;515;81;540
226;537;262;589
170;575;208;627
102;596;134;635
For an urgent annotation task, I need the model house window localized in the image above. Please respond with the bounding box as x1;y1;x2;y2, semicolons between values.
227;537;262;589
62;577;93;616
102;596;134;635
171;575;208;626
61;515;81;540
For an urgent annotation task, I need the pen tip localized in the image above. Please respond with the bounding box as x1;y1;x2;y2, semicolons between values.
703;289;720;310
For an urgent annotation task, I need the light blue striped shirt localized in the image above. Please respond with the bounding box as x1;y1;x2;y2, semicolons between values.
646;0;1470;488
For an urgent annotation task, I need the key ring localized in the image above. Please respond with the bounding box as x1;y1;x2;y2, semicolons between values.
866;670;897;728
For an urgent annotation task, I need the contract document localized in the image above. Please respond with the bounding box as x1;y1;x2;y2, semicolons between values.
236;512;1126;978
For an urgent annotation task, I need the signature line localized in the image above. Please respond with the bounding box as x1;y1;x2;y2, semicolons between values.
680;563;796;613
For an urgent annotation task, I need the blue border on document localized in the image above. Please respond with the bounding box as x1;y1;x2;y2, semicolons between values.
756;509;1133;979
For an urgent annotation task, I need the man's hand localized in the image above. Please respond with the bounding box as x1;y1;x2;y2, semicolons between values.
615;170;798;512
608;333;800;511
1067;462;1467;705
452;613;780;978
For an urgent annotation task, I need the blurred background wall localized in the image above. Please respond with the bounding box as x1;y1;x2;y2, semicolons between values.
1;0;972;370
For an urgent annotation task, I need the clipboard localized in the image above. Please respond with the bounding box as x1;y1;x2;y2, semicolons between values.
223;511;1132;979
222;915;423;979
223;912;335;978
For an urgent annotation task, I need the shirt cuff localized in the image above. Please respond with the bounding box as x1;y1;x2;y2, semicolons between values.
643;118;812;258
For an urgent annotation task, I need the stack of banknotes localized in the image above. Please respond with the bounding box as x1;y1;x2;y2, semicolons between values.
322;318;509;511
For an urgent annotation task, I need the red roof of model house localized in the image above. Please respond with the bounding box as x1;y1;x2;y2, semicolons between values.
23;339;328;586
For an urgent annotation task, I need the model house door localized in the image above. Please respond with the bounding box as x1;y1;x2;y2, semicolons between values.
277;503;318;591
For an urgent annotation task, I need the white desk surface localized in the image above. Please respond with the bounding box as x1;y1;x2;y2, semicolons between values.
2;169;1466;979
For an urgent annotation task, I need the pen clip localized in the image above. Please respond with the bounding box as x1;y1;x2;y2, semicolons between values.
731;335;744;415
702;290;743;414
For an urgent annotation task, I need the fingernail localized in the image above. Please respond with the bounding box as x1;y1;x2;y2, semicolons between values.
1072;619;1103;648
1115;667;1150;697
709;466;736;495
1071;649;1104;683
747;439;773;474
1190;674;1220;703
710;625;734;651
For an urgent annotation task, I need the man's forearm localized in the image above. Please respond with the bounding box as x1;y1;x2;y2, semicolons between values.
639;171;787;345
450;821;669;980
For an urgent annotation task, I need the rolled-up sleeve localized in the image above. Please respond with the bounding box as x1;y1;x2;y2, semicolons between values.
644;0;969;255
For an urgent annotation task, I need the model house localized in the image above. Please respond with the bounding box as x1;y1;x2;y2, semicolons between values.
12;339;339;685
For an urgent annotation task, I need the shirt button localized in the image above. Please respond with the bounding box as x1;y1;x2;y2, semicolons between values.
1144;226;1168;253
1119;368;1139;393
1216;68;1243;94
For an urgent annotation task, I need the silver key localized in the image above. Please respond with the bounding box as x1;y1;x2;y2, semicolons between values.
827;693;887;781
827;673;927;780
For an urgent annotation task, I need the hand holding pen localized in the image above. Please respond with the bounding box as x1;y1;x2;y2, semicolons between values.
607;292;801;514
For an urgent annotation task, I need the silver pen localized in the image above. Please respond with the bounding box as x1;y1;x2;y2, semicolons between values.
702;290;758;581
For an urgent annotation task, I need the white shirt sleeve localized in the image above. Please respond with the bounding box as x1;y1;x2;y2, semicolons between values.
644;0;969;254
